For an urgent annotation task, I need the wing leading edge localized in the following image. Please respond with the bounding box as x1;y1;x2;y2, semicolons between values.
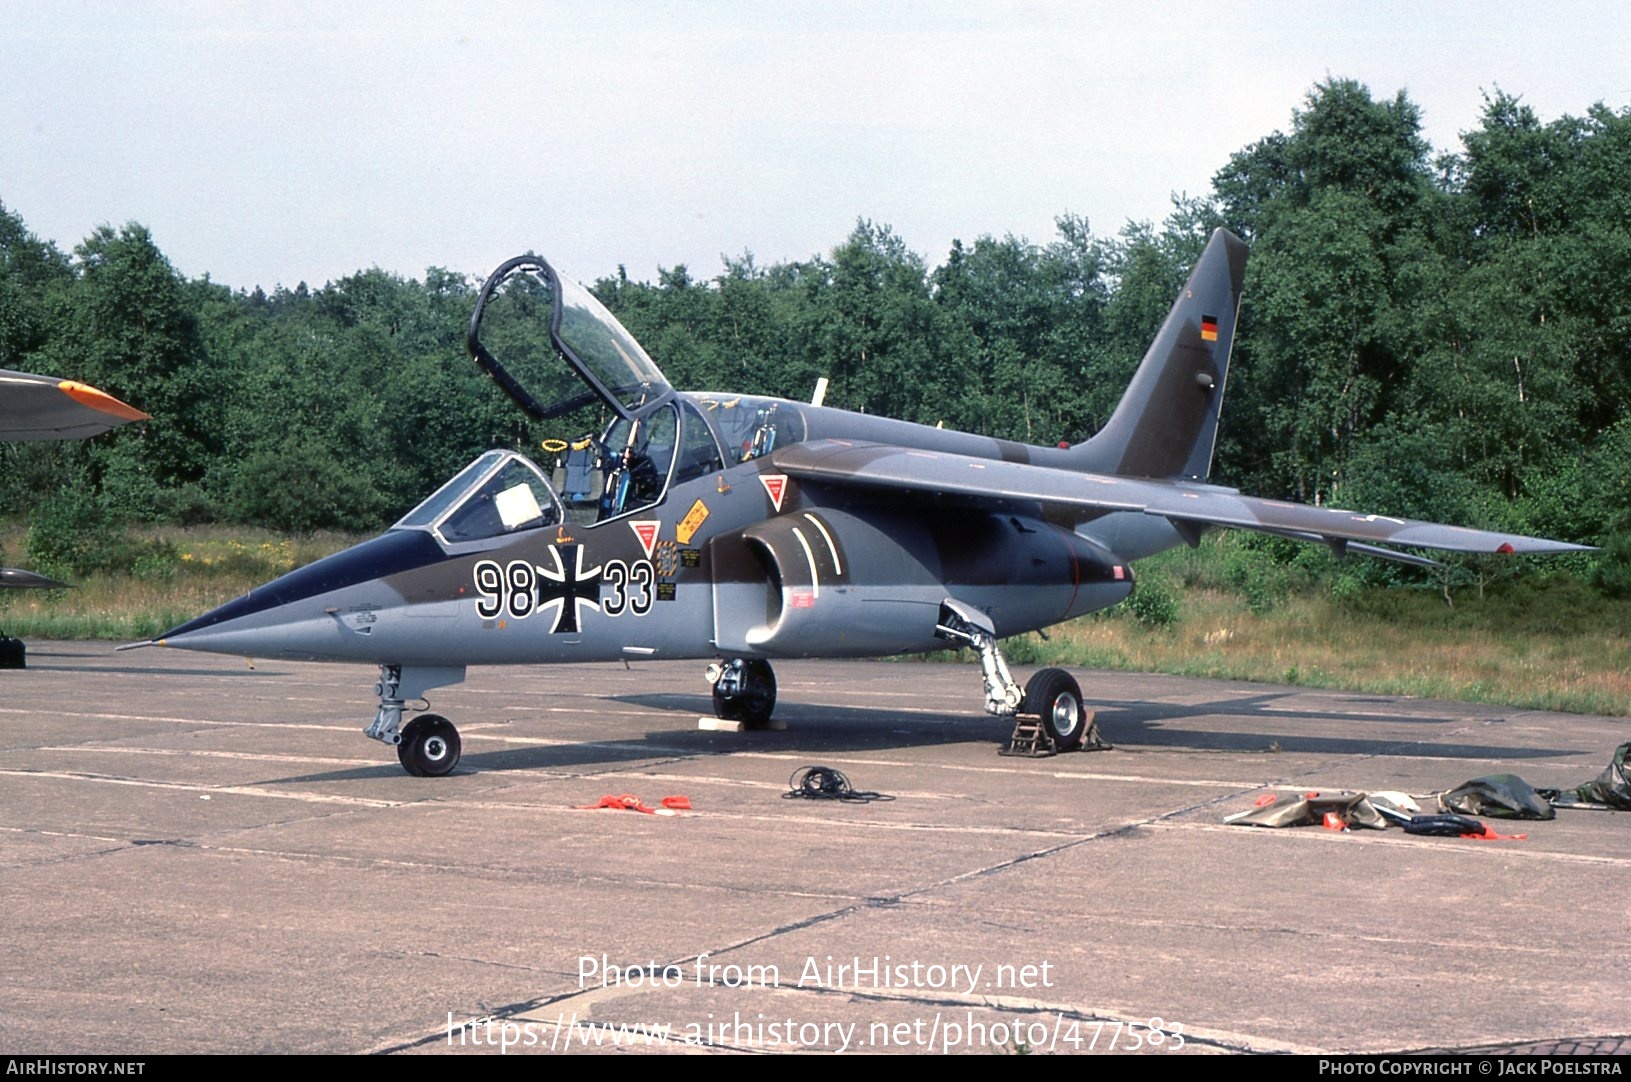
771;439;1593;560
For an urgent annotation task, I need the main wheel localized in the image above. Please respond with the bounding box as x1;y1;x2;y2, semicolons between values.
1024;668;1086;751
711;658;777;728
736;659;777;728
711;662;742;721
711;684;741;720
398;713;461;777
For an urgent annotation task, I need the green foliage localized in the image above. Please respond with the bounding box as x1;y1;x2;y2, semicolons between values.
998;633;1046;665
21;490;180;582
0;199;73;369
26;488;122;579
128;538;181;582
223;438;392;534
1592;508;1631;597
1125;574;1180;627
1216;536;1295;614
0;78;1626;606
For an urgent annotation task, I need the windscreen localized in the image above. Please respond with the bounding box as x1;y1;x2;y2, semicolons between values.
437;456;561;543
394;451;563;547
395;450;508;529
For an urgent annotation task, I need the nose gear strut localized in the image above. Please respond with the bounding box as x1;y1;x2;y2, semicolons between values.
364;664;469;776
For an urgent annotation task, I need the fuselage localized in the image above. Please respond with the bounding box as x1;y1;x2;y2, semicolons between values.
154;395;1146;666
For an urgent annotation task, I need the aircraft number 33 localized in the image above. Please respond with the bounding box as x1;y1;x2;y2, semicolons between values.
472;558;654;620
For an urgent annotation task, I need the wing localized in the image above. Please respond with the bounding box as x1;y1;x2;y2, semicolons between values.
772;439;1593;560
0;369;150;441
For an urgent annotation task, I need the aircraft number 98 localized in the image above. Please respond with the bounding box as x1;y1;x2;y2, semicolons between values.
473;558;654;621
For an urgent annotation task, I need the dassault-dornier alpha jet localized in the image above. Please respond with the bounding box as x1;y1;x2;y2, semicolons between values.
125;230;1591;775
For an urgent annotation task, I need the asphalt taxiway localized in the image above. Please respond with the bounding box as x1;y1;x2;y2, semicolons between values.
1;643;1626;1054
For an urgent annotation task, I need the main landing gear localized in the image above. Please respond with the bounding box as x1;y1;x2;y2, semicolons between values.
365;664;468;776
707;657;777;727
932;599;1108;756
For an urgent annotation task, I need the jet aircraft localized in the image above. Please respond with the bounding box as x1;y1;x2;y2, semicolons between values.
0;369;150;591
128;230;1591;775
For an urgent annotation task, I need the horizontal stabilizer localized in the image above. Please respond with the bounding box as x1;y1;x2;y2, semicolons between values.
1248;528;1445;569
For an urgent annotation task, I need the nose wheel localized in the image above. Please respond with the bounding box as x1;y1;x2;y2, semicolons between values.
398;713;462;777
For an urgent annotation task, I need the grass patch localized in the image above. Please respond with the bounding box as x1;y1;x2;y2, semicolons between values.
0;523;361;641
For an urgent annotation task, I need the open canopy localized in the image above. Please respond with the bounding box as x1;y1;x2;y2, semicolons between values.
466;256;671;422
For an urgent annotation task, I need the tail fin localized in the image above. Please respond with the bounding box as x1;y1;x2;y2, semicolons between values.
1074;227;1248;480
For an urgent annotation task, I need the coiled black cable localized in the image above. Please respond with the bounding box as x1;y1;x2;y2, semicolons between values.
782;765;894;803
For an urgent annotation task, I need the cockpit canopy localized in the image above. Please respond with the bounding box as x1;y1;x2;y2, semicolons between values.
394;450;562;547
467;256;669;422
441;254;812;546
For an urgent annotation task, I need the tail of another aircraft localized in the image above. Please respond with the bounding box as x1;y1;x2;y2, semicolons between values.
1072;227;1248;480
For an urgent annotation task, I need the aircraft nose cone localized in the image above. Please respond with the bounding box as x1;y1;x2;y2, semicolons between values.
156;529;448;656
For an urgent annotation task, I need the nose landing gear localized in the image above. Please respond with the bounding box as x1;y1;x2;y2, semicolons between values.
365;664;468;776
398;713;462;776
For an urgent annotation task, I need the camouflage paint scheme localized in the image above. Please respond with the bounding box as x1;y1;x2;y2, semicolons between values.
133;230;1591;774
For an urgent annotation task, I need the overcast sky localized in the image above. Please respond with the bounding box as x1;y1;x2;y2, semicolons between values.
4;1;1628;292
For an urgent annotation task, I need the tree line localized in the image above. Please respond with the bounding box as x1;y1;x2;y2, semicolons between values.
2;79;1628;585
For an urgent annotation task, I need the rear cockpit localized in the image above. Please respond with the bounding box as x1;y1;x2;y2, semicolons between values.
685;393;807;464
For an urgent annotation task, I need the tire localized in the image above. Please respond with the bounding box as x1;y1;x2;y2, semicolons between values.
1024;668;1086;751
711;659;776;727
711;685;742;721
737;659;777;728
398;713;461;777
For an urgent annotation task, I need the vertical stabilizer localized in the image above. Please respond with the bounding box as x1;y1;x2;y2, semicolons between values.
1075;228;1248;480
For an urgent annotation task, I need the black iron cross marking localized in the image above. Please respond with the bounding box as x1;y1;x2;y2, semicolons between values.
536;544;603;634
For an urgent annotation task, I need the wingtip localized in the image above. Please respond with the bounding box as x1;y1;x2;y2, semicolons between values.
1512;541;1598;556
56;380;151;423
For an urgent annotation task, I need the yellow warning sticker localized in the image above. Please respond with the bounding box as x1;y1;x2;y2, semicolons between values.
676;499;710;544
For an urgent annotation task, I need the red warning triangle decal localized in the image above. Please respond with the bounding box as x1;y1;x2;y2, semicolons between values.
760;474;788;512
629;520;660;559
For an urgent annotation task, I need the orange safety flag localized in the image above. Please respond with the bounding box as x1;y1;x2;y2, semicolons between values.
1459;823;1527;841
577;794;692;815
